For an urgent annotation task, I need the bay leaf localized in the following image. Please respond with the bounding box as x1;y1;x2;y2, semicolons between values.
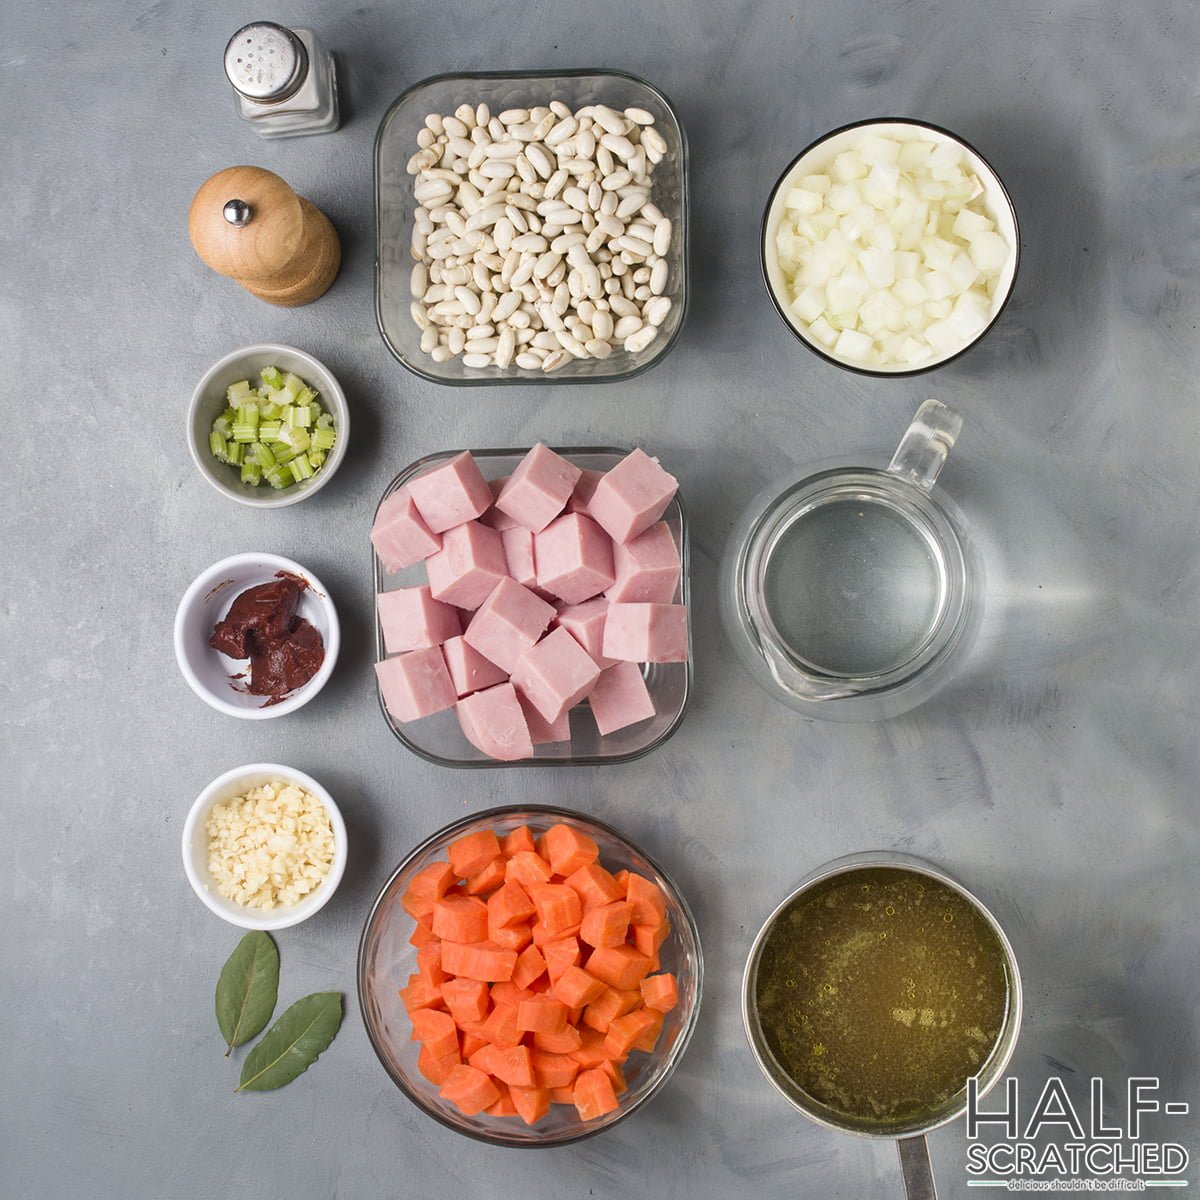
215;931;279;1056
236;992;343;1092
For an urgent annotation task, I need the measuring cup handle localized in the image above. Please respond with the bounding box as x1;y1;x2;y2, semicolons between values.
886;399;963;494
897;1135;938;1200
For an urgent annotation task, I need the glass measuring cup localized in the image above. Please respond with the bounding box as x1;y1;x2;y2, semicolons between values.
721;400;978;720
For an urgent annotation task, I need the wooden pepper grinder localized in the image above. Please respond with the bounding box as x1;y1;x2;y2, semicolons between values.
188;166;341;307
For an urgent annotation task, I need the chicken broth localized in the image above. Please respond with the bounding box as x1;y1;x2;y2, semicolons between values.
753;867;1010;1130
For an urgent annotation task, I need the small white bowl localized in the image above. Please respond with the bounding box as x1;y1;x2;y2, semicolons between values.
182;763;348;930
762;118;1019;376
174;552;340;720
188;344;349;508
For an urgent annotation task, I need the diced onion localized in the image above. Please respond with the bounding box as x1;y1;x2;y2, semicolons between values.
772;131;1011;367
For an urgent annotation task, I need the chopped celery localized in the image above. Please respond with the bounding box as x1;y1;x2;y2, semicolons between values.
209;365;332;491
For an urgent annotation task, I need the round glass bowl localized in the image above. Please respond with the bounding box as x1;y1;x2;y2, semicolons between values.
375;69;688;384
174;552;340;720
761;118;1019;376
182;762;348;931
187;343;349;508
357;805;704;1146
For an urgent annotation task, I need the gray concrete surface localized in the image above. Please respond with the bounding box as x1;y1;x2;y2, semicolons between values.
3;2;1198;1197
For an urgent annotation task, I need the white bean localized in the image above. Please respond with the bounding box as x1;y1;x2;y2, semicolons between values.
650;259;669;295
624;325;658;353
644;296;672;326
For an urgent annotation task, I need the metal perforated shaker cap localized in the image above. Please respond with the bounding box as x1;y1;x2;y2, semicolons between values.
224;22;308;103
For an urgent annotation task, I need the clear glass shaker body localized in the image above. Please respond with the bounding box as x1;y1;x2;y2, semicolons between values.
226;24;339;139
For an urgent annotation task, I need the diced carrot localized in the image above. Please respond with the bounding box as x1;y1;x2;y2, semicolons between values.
408;860;457;899
532;1050;580;1089
614;869;631;890
409;1008;459;1060
541;824;600;876
640;972;679;1013
467;1042;498;1073
441;977;490;1025
631;920;671;958
400;973;446;1014
466;855;507;895
488;1044;537;1088
490;980;536;1009
626;873;667;926
570;1027;613;1068
510;1084;551;1126
604;1008;659;1057
549;1085;577;1105
486;881;536;928
527;883;583;935
581;987;642;1033
460;1030;489;1059
528;975;551;994
432;894;490;943
541;936;582;982
416;941;443;979
401;890;436;924
631;1007;665;1052
448;829;503;879
439;1064;501;1116
551;965;607;1009
506;850;553;887
488;921;534;953
532;919;581;947
479;1002;522;1048
417;1043;461;1086
533;1024;583;1054
598;1056;628;1093
486;1081;518;1117
516;994;569;1035
586;944;654;991
409;921;437;948
502;825;538;857
579;900;634;948
565;862;626;909
512;944;548;990
441;940;517;983
573;1069;619;1120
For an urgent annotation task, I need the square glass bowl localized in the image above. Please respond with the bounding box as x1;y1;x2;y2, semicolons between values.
357;805;704;1146
375;70;689;384
373;447;691;767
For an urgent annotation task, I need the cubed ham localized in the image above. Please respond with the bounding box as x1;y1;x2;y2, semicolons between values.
500;526;539;593
566;469;604;516
480;477;520;531
607;522;681;604
456;682;534;761
602;603;688;663
378;585;462;656
588;661;656;735
534;513;615;605
554;597;617;669
588;448;679;544
511;627;602;723
495;443;582;533
442;635;507;698
407;451;493;534
370;486;441;573
426;520;510;610
463;578;556;673
375;647;458;723
517;692;572;745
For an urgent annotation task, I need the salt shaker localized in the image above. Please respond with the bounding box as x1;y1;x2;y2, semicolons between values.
224;22;339;139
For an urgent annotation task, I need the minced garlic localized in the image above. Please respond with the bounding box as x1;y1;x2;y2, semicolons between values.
206;780;335;909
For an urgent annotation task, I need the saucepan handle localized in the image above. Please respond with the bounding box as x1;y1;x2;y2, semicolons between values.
897;1134;938;1200
886;399;962;494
